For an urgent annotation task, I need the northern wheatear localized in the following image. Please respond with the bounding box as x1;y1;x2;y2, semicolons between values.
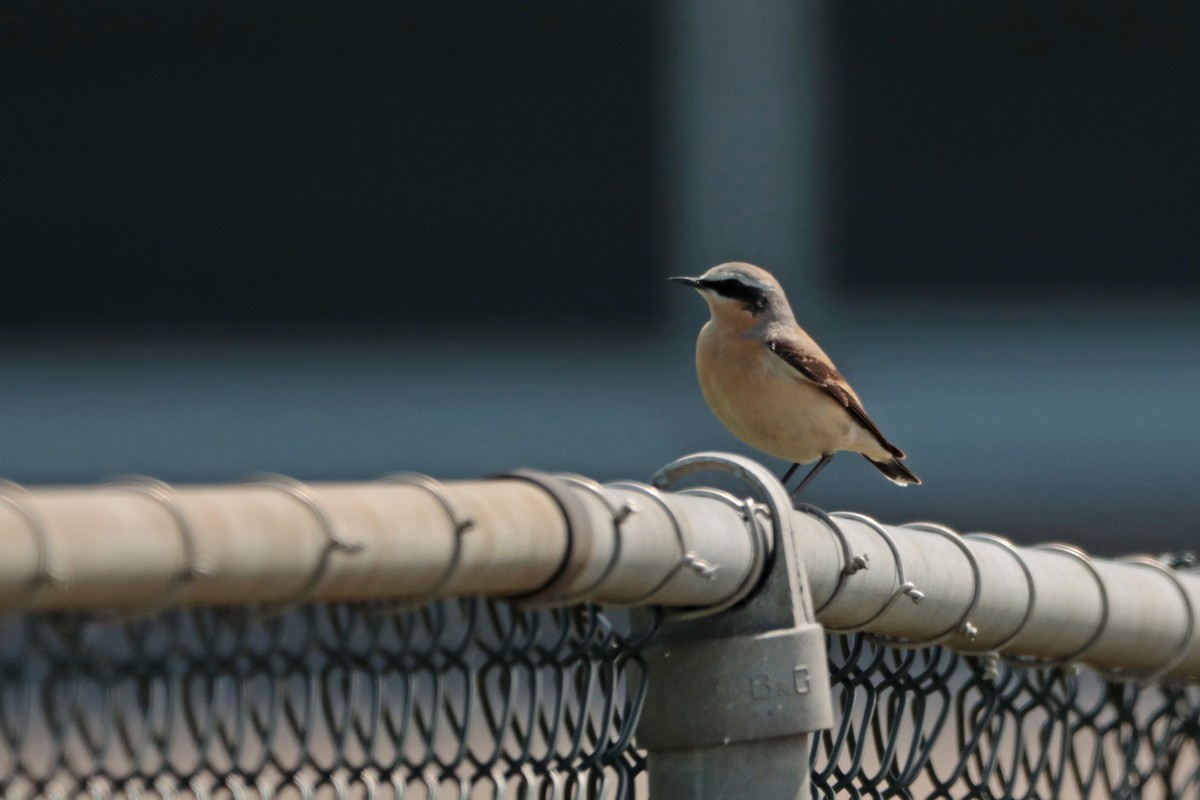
672;262;920;494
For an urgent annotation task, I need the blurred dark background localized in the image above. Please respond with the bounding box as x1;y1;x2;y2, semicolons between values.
1;0;658;333
2;0;1198;553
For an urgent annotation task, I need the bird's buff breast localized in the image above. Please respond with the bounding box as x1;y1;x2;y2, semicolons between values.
695;324;854;464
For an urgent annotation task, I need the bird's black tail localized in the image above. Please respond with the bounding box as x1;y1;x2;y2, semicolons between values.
864;455;921;486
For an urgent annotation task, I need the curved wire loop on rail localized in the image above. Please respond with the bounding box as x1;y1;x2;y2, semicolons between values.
891;521;983;648
822;511;924;634
604;481;704;608
671;491;723;580
797;503;870;618
1011;542;1111;668
101;476;209;617
964;532;1037;654
665;486;769;621
0;479;62;613
244;474;365;613
652;452;783;617
552;473;636;605
1107;555;1196;685
374;472;476;612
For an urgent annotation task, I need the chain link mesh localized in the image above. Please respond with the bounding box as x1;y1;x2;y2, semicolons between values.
0;601;653;799
2;602;1198;798
815;634;1200;799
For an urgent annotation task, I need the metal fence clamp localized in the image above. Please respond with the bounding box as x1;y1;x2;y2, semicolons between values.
638;452;835;800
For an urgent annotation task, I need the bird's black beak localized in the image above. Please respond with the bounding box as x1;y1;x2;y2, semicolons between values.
669;276;704;288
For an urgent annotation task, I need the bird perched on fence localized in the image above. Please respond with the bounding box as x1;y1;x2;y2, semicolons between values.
671;262;920;495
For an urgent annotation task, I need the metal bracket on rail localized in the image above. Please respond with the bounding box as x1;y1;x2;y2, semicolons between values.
636;452;834;800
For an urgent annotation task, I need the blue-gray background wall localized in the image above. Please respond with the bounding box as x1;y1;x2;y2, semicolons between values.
3;1;1197;554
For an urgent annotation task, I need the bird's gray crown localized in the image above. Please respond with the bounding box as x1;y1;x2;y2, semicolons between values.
700;263;775;294
694;263;784;315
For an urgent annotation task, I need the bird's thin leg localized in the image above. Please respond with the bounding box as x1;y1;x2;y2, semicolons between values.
780;463;800;486
790;454;833;497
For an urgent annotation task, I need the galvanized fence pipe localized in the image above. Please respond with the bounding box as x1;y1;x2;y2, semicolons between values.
788;507;1200;682
0;463;1197;681
0;473;766;615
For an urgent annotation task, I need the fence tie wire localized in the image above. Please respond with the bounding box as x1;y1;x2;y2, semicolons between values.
797;503;869;617
825;511;924;634
244;474;365;615
1109;555;1196;686
553;474;635;606
965;532;1037;655
889;521;982;648
604;482;703;607
375;472;476;612
0;479;63;614
1018;542;1111;668
666;486;767;620
103;477;209;617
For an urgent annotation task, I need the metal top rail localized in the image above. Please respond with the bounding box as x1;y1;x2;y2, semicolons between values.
0;453;1196;683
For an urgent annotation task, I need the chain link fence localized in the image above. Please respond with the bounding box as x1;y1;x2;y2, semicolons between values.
0;601;653;799
2;600;1198;798
817;633;1200;799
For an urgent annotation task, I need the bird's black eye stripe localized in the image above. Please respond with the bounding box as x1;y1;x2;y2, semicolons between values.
700;278;765;303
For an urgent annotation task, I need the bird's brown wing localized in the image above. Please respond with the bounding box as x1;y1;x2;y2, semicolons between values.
765;337;906;459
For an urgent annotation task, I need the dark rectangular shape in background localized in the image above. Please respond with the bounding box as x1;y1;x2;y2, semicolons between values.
825;1;1200;296
1;1;658;335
